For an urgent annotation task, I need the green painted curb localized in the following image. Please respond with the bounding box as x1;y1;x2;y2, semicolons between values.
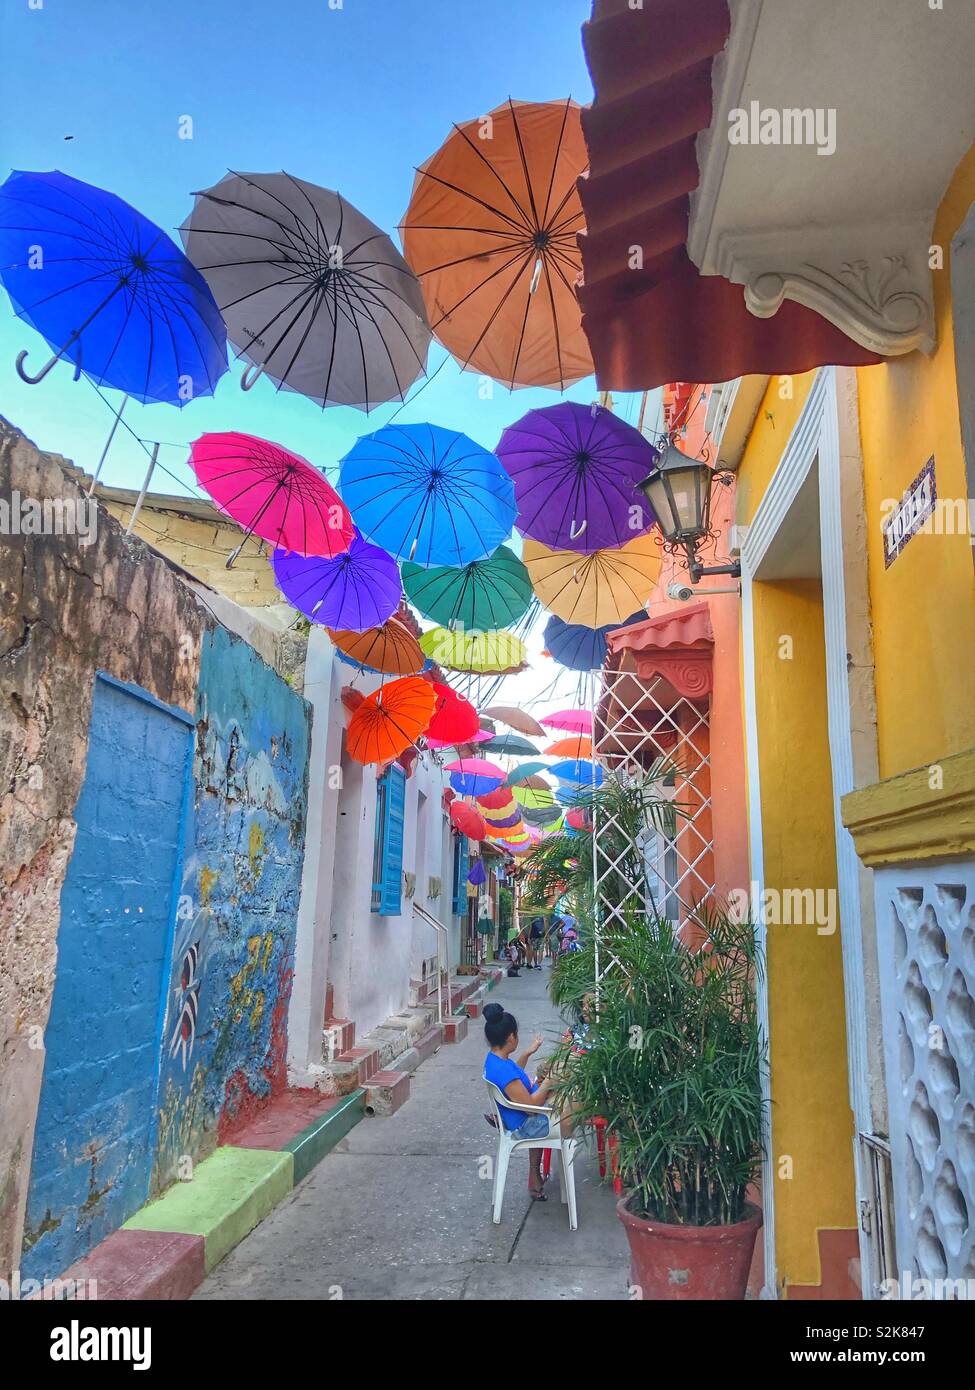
125;1146;294;1272
284;1089;366;1184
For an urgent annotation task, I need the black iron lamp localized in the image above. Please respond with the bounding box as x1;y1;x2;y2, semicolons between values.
637;443;740;583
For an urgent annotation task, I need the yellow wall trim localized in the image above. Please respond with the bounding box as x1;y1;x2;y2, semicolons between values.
841;746;975;865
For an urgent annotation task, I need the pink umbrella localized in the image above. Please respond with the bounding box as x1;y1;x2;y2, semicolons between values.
540;709;593;735
426;728;493;750
190;431;355;559
445;757;506;797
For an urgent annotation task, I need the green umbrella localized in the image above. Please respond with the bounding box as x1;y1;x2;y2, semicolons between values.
402;544;532;630
503;760;550;788
481;733;539;757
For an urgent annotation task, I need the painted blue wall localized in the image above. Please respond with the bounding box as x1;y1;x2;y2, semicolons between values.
22;675;193;1282
153;625;311;1184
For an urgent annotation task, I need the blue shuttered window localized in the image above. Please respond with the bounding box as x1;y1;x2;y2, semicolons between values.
451;834;469;916
371;765;406;915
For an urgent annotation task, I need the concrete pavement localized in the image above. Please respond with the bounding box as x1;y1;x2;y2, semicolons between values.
194;962;630;1300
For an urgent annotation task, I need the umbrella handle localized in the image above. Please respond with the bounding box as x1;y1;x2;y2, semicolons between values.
240;361;266;391
16;334;83;386
569;519;587;540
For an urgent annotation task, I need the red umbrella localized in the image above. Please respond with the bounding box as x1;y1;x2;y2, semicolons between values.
346;677;436;765
450;801;487;840
190;431;354;559
478;787;514;811
427;683;479;746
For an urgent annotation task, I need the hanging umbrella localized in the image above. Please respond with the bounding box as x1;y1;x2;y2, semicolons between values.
541;709;592;735
513;784;556;810
271;534;401;629
451;801;487;840
477;788;516;812
401;99;592;390
426;682;480;745
544;737;593;759
180;171;430;410
0;170;227;403
328;617;425;675
190;432;354;558
480;733;539;757
543;610;647;673
497;401;659;552
426;727;493;750
481;705;545;737
467;858;487;886
523;803;565;828
483;809;524;832
446;757;506;797
339;422;515;566
503;761;551;787
346;676;436;764
524;534;661;629
552;760;604;787
419;627;527;674
401;544;531;629
566;807;592;831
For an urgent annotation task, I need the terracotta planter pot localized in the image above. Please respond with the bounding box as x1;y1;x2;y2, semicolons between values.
617;1197;762;1300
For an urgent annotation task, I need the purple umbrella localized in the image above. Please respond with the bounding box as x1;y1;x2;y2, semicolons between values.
272;534;401;631
496;400;660;553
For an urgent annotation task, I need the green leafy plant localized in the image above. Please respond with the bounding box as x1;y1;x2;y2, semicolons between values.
548;902;766;1226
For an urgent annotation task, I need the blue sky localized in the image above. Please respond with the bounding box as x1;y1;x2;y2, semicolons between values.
0;0;656;499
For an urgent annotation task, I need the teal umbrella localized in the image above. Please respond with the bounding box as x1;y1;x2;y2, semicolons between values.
503;760;550;788
481;733;539;757
401;544;532;629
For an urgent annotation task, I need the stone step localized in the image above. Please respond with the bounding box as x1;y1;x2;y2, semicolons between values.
442;1014;469;1044
322;1016;355;1056
463;986;489;1019
364;1069;411;1116
335;1044;382;1086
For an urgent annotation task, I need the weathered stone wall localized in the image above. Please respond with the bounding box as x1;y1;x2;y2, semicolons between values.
0;418;311;1283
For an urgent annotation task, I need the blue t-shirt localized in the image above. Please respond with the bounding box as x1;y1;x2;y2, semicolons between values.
484;1051;536;1131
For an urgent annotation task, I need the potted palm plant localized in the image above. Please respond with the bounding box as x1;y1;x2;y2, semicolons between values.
548;903;766;1300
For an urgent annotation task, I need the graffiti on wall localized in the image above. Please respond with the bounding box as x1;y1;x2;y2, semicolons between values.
153;625;310;1189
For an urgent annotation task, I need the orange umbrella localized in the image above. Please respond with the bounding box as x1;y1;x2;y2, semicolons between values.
401;99;592;390
328;617;424;675
482;704;546;737
346;676;436;765
544;736;593;759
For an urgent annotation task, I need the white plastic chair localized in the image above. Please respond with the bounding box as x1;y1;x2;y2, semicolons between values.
483;1078;578;1230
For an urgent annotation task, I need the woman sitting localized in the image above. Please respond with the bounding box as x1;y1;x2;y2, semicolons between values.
483;1002;572;1200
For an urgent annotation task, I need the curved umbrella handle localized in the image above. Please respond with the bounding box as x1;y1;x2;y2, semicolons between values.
16;335;83;386
569;519;587;541
240;361;266;391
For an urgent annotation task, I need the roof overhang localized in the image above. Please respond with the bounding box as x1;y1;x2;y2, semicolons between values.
577;0;975;390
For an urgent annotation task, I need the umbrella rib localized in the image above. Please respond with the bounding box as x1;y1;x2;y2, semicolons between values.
446;118;535;231
418;243;529;333
408;165;527;235
538;97;574;230
506;100;543;231
224;173;320;263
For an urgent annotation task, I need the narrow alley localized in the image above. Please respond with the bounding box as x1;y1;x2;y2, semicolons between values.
194;966;628;1301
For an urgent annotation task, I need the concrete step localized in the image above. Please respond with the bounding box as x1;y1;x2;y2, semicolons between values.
442;1014;468;1044
335;1044;382;1086
463;985;489;1019
229;1089;366;1184
364;1069;411;1116
322;1017;355;1056
394;1024;443;1073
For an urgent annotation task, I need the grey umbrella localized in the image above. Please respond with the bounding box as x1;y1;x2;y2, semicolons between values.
180;171;431;411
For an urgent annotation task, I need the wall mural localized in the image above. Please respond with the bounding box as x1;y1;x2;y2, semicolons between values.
153;625;310;1190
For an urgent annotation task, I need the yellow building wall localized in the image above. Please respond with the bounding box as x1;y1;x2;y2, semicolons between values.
750;578;857;1290
735;373;817;528
856;145;975;778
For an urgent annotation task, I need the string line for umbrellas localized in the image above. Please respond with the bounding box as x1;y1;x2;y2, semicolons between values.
85;378;206;506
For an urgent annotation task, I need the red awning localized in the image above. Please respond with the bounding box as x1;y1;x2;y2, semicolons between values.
606;603;714;698
575;0;883;390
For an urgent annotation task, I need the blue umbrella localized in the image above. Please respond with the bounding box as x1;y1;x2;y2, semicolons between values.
551;760;604;787
544;610;648;673
450;771;503;797
0;170;227;404
339;422;516;566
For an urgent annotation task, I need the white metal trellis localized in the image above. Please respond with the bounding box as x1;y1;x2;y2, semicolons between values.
592;662;716;981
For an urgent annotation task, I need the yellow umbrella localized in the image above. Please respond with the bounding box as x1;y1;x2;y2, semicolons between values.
419;627;527;673
513;784;555;810
523;534;661;629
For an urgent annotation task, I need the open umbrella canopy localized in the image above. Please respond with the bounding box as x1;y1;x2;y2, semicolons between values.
427;727;493;750
346;676;436;765
328;617;424;674
541;709;592;734
480;733;539;757
481;705;546;737
523;533;661;628
523;803;565;828
477;787;515;812
339;422;515;566
497;401;659;552
0;170;228;404
400;99;592;390
271;534;400;630
544;736;593;759
180;171;430;410
502;761;550;787
513;783;555;810
450;801;487;840
426;682;479;745
401;544;531;629
191;432;354;557
544;609;647;673
551;759;604;787
419;627;527;674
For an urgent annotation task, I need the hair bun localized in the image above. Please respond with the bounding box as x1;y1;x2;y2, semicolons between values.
483;1002;504;1022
